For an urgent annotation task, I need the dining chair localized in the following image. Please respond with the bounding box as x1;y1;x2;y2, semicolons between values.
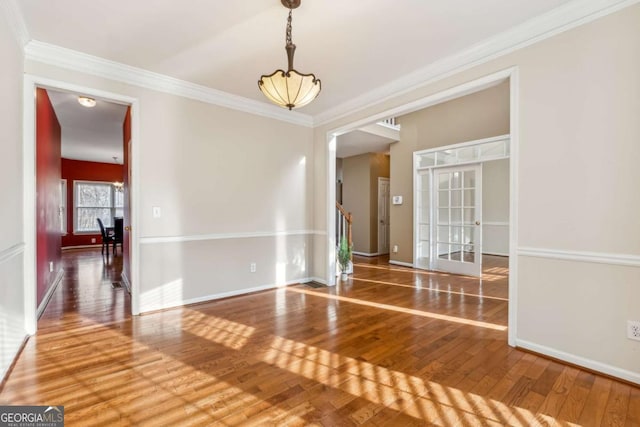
97;218;115;258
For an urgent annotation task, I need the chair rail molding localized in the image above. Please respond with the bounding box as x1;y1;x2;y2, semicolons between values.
517;247;640;268
139;229;322;245
0;243;25;265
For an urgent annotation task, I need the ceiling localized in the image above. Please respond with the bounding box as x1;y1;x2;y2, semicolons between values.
18;0;575;118
47;89;128;164
19;1;580;161
336;130;395;159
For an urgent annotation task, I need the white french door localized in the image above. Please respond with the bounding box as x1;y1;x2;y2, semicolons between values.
433;164;482;276
415;164;482;277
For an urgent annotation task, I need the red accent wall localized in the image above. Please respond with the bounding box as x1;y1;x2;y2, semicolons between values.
61;159;124;247
36;88;62;305
122;107;132;283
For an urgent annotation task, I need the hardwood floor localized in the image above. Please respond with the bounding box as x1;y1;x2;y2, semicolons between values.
1;250;638;426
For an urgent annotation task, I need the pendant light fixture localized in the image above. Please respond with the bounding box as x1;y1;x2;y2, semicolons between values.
258;0;321;110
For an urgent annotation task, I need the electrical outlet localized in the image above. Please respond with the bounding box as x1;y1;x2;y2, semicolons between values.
628;320;640;341
392;245;398;253
91;238;96;244
250;263;256;273
152;207;162;218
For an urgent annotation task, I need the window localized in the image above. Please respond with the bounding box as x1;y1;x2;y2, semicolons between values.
74;180;124;233
60;179;67;234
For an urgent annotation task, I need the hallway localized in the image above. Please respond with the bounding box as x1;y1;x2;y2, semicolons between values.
1;251;638;425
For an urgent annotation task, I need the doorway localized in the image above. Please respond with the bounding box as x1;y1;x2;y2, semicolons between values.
325;67;519;346
23;75;140;334
377;177;390;255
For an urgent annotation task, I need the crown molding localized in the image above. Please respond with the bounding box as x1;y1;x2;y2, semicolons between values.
314;0;640;126
0;0;30;49
24;41;314;128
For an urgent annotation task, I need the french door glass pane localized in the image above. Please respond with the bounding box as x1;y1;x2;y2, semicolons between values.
464;208;475;224
451;208;462;224
451;172;462;189
438;174;449;189
438;191;448;207
451;190;462;207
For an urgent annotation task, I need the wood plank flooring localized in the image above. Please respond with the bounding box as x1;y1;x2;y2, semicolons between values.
1;250;638;426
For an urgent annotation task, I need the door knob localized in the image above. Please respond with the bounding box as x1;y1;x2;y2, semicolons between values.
125;226;131;231
475;221;480;226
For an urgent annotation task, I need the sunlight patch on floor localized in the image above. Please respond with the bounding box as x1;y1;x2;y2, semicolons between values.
351;277;508;302
286;287;507;331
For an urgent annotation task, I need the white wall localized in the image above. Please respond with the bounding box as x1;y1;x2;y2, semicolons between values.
313;5;640;383
0;7;27;381
25;60;315;313
482;158;509;256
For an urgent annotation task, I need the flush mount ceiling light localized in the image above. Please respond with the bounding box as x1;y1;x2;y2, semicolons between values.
258;0;321;110
77;96;96;108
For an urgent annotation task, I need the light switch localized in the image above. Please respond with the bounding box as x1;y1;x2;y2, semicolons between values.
152;206;161;218
392;196;403;205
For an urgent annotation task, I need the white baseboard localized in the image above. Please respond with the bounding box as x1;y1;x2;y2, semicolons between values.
0;335;29;385
353;251;381;257
37;269;64;319
516;339;640;385
389;260;414;268
139;277;313;314
483;251;509;257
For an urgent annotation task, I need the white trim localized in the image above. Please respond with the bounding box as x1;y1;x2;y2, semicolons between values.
326;135;337;286
23;74;142;328
483;221;510;227
0;243;25;265
24;41;313;128
314;0;640;126
518;247;640;268
508;67;520;347
0;0;30;49
36;269;64;319
415;134;510;157
23;76;37;336
516;339;640;385
483;251;510;257
353;251;382;257
139;230;318;245
139;278;313;314
389;260;414;268
309;277;328;285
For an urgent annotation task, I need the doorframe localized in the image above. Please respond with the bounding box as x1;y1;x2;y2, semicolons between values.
377;177;390;255
325;66;519;346
23;74;141;334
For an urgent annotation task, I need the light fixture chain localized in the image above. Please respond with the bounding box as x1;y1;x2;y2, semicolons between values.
286;9;293;47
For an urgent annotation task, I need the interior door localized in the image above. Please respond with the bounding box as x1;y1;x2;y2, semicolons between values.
433;164;482;277
377;178;390;254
